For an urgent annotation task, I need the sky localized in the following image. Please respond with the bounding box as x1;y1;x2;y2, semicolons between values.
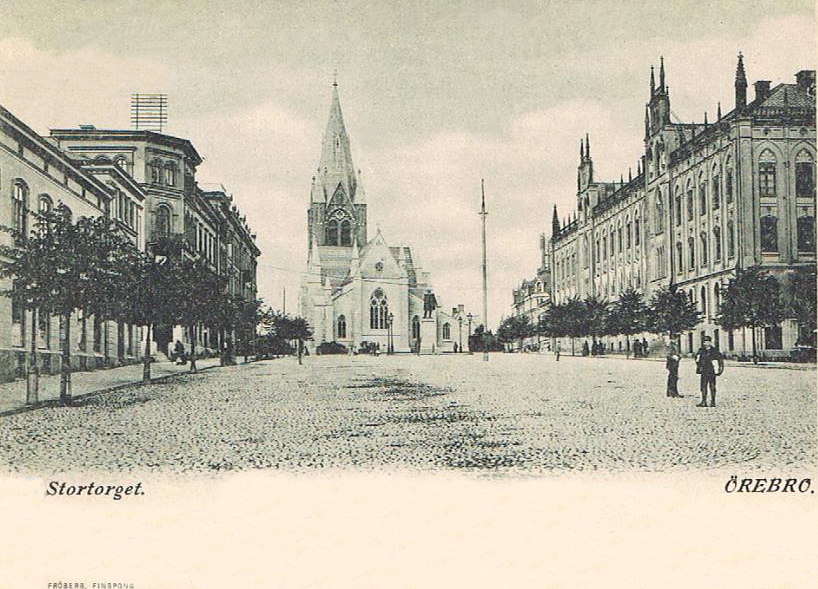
0;0;814;329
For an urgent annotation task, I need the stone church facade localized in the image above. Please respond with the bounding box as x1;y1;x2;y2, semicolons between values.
300;84;471;353
550;55;816;358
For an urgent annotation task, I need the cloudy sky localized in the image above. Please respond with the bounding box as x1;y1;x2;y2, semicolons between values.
1;0;814;328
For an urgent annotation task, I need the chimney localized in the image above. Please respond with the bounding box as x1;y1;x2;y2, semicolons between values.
754;80;771;102
796;70;816;94
458;304;464;313
452;307;457;316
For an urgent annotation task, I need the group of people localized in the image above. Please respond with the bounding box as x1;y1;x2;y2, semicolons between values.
665;336;725;407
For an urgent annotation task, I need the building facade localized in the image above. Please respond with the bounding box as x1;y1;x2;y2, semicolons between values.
510;235;552;351
0;105;147;382
49;128;260;357
300;84;470;353
550;56;815;358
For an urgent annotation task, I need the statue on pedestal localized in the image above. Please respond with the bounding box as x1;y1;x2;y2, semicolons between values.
423;290;438;319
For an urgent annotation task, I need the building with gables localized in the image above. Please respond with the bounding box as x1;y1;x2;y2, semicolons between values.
300;83;471;353
549;55;815;358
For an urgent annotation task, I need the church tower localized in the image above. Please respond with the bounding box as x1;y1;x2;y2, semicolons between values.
307;81;368;253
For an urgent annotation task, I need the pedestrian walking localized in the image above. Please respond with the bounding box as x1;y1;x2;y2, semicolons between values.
666;341;681;397
641;338;648;356
633;340;642;358
582;341;589;356
555;341;561;361
694;336;724;407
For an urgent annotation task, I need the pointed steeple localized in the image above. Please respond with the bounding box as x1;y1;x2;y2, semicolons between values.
628;167;632;183
735;52;747;109
704;111;708;125
318;79;357;201
650;65;656;95
717;102;722;120
551;204;560;237
659;56;666;91
585;133;590;158
580;138;584;160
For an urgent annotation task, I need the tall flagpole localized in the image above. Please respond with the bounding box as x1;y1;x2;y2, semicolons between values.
480;179;489;362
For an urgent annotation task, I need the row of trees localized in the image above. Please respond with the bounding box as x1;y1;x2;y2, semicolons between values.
254;311;313;364
497;266;816;363
1;207;261;404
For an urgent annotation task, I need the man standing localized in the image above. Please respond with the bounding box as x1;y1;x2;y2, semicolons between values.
666;341;681;397
554;340;561;361
695;335;724;407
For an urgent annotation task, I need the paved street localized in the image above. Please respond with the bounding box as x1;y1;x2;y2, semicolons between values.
0;354;814;475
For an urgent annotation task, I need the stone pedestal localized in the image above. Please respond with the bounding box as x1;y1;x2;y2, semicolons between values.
419;317;437;354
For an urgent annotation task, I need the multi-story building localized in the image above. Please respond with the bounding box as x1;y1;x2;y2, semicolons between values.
550;55;815;358
49;128;260;357
0;105;146;382
510;235;552;351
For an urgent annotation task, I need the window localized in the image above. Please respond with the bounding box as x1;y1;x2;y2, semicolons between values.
655;194;664;233
164;163;176;186
688;237;695;269
686;189;694;221
714;226;722;261
150;160;162;184
725;168;734;204
369;289;388;330
760;211;778;252
797;214;815;252
634;218;640;246
714;284;721;315
727;220;735;258
674;189;682;226
712;174;720;210
58;204;72;223
795;151;815;198
114;156;129;173
12;180;28;244
412;315;420;340
618;226;623;252
602;236;607;260
626;222;632;249
759;150;776;197
699;182;707;215
700;286;708;318
155;205;171;239
700;232;708;266
337;315;347;339
676;242;683;272
442;323;451;340
340;219;351;246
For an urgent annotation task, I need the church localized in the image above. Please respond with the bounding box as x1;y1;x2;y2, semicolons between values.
299;83;469;354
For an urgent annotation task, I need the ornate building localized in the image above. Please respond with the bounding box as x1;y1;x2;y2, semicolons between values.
550;55;815;358
300;83;470;353
510;234;552;351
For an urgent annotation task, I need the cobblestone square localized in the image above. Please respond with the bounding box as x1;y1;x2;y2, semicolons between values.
0;355;814;475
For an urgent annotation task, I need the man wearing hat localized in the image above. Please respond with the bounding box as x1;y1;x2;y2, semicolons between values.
694;335;725;407
665;340;681;397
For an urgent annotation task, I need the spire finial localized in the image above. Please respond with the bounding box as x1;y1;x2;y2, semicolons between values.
585;133;590;158
704;111;708;125
580;138;584;159
332;69;338;88
650;65;656;94
717;102;722;120
659;56;665;90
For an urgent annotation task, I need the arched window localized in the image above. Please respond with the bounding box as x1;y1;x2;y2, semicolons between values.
340;219;351;246
712;168;721;210
150;160;162;184
674;188;682;226
796;150;815;198
625;220;632;249
688;236;695;269
727;220;735;258
701;285;708;317
698;176;707;215
37;194;53;233
686;180;694;221
442;323;451;340
700;231;709;266
12;180;28;243
326;219;339;245
114;156;129;173
797;213;815;252
94;155;112;165
634;217;640;246
676;241;683;271
369;289;388;330
654;193;664;233
725;165;734;204
164;162;176;186
759;150;777;198
760;209;778;252
412;315;420;340
57;203;72;223
713;226;722;261
337;315;347;339
155;205;171;238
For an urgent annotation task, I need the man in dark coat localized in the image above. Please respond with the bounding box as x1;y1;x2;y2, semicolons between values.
666;341;681;397
695;336;725;407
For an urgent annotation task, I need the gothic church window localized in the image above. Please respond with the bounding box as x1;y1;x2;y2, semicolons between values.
337;315;347;339
442;323;451;340
700;232;708;266
155;205;171;239
725;168;734;204
634;218;640;246
412;315;420;340
727;220;735;258
797;212;815;252
714;226;722;261
674;189;682;226
369;289;388;330
712;173;720;210
699;180;707;215
687;188;694;221
340;219;351;246
760;207;778;252
688;236;695;269
326;219;339;245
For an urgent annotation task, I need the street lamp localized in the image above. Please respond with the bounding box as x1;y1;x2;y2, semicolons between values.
466;313;473;354
387;312;394;355
458;315;463;353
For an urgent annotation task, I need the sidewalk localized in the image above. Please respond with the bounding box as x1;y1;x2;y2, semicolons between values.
0;357;224;416
545;353;816;371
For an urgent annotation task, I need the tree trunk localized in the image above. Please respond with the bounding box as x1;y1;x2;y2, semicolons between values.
751;326;758;364
27;308;39;404
60;311;72;403
626;335;630;359
189;324;198;373
219;328;225;367
142;324;152;382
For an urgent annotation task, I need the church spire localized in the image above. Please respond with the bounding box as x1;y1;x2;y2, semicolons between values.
659;56;665;91
735;52;747;109
585;133;590;159
552;204;560;238
650;65;656;95
318;79;357;201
